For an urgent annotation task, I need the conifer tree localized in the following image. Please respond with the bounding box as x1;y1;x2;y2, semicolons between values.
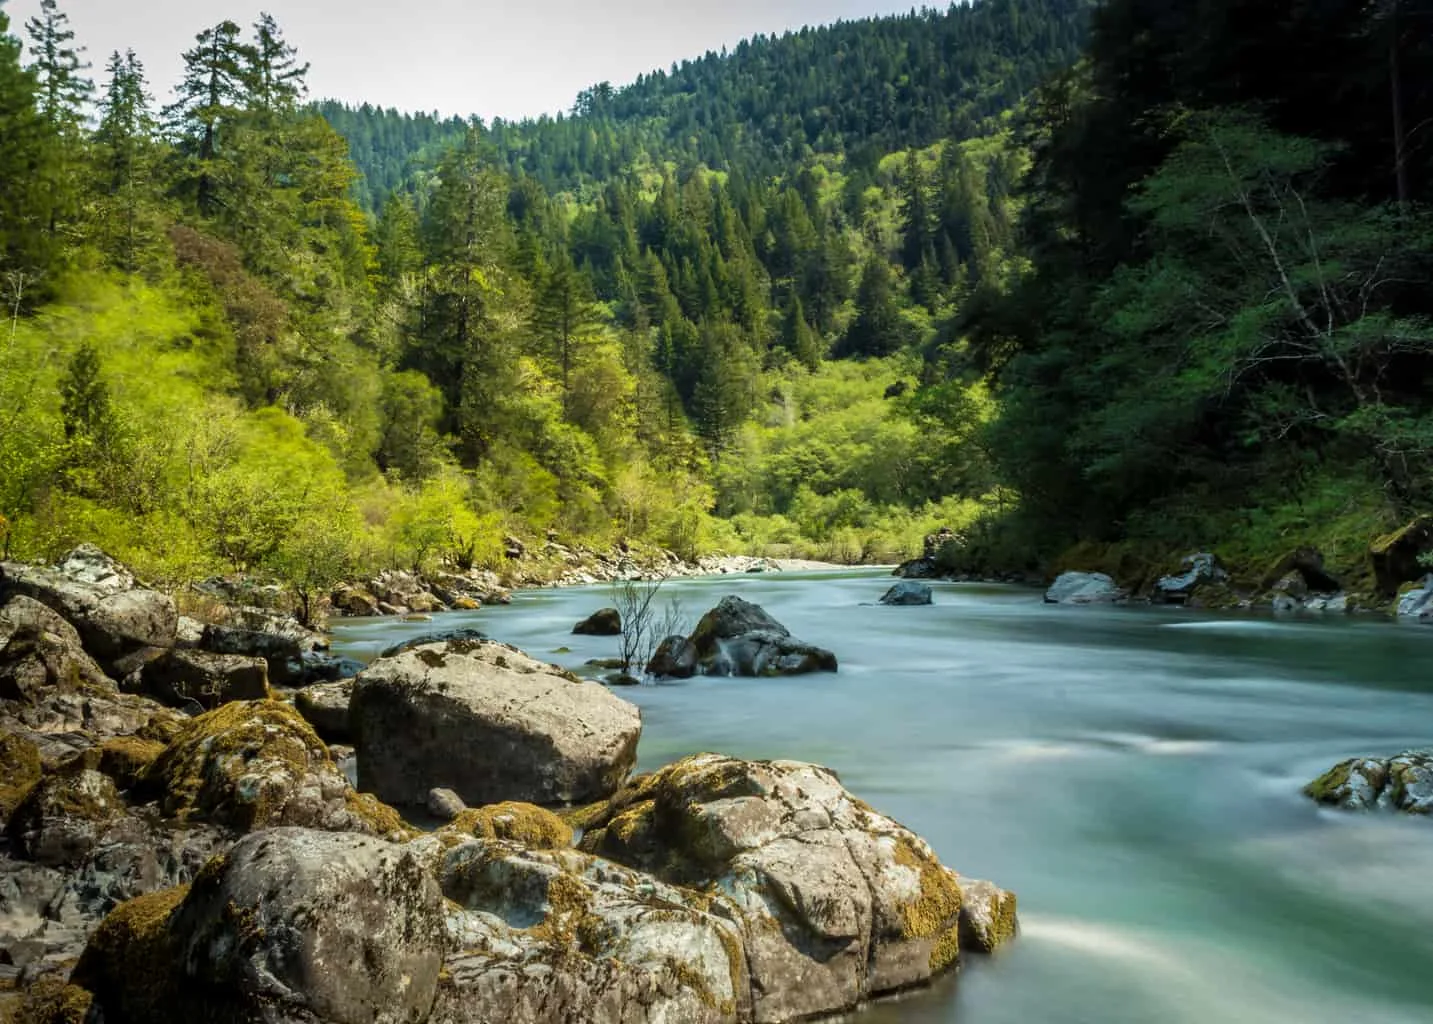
165;20;252;215
24;0;88;130
93;49;158;270
532;252;600;416
0;5;53;282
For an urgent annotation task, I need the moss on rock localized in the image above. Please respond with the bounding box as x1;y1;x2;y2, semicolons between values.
97;736;166;790
444;801;574;849
0;731;42;820
5;975;94;1024
70;885;189;1022
891;836;963;942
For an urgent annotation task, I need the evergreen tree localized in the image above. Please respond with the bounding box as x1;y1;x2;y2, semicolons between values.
0;5;53;282
93;49;159;271
781;292;823;371
248;12;308;113
842;257;906;358
24;0;89;129
165;20;252;215
532;253;600;416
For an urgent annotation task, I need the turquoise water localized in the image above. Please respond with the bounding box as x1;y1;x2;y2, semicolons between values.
332;570;1433;1023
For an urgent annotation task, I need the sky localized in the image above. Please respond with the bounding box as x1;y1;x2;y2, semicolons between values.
3;0;922;121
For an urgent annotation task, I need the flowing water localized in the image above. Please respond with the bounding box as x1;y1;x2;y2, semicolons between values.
331;570;1433;1024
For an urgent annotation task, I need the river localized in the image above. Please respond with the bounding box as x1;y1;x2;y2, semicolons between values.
330;569;1433;1024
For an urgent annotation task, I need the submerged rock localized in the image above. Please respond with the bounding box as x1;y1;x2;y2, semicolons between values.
880;581;934;606
579;753;1008;1021
573;607;622;636
1044;571;1125;605
645;634;696;678
351;638;641;809
1306;751;1433;815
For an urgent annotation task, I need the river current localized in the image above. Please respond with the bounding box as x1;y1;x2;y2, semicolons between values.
331;569;1433;1024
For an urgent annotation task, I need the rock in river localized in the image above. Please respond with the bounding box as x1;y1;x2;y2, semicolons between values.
880;581;934;606
1305;750;1433;815
573;607;622;636
652;595;837;678
351;637;641;809
1044;571;1126;605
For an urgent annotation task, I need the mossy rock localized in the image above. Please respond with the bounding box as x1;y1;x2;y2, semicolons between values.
3;974;94;1024
70;885;190;1023
443;801;574;849
96;736;166;790
1369;516;1433;596
5;751;127;866
0;731;42;821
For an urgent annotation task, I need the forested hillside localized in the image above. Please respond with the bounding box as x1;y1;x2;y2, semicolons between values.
954;0;1433;580
0;0;1075;595
320;0;1090;202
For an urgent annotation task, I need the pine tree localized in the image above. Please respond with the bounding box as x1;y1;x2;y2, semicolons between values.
24;0;89;130
532;253;600;417
781;292;823;371
0;6;54;281
841;257;905;358
248;12;308;114
165;20;252;215
93;50;159;270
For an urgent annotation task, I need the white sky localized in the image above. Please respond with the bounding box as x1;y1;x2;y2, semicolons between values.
3;0;923;121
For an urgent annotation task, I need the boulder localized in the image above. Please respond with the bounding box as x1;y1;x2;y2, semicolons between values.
5;750;128;867
141;700;409;838
1305;751;1433;815
198;623;308;686
135;649;269;710
351;638;641;809
956;878;1019;953
429;838;747;1024
580;753;1009;1021
880;582;933;606
0;595;82;651
1154;552;1228;603
573;607;622;636
685;596;838;677
293;679;353;742
332;585;381;617
427;787;466;822
0;550;177;673
1260;547;1342;594
0;624;113;703
1044;571;1125;605
73;828;447;1024
174;615;206;648
1397;576;1433;623
1371;517;1433;596
645;635;696;679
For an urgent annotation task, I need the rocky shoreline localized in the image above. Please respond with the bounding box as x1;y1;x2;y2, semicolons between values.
0;546;1012;1024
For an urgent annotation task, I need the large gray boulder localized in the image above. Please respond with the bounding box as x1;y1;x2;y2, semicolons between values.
351;638;642;809
0;547;177;673
1044;571;1125;605
682;596;837;677
580;753;1015;1022
0;624;112;703
74;828;446;1024
0;594;83;651
880;582;934;606
1305;751;1433;815
1396;576;1433;623
426;838;746;1024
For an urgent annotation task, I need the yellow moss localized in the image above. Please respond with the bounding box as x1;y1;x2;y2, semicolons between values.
891;837;962;941
345;791;413;839
97;737;166;790
71;885;189;1022
5;976;93;1024
444;802;573;849
606;800;656;846
558;799;613;833
928;923;962;973
0;732;42;820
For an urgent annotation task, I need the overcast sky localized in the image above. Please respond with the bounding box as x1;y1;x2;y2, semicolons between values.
4;0;921;121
